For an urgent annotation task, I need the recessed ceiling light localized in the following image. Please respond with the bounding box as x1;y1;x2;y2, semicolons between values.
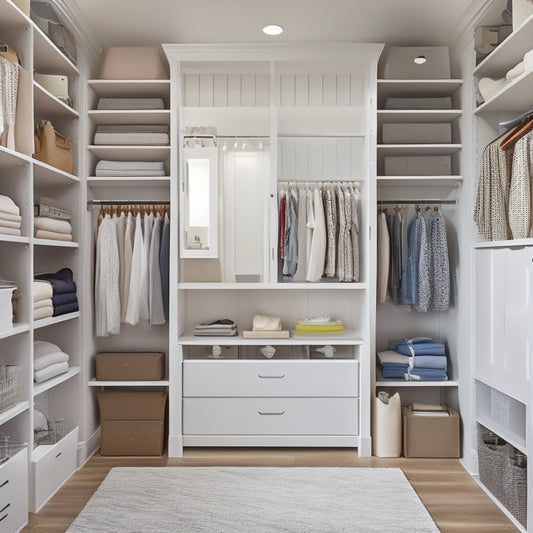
263;24;284;36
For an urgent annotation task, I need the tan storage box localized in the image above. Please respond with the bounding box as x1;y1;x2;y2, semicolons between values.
98;47;169;79
402;406;460;458
95;352;165;381
98;391;167;456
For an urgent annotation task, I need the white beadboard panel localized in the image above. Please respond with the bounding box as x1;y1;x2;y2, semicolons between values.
255;74;270;106
183;74;200;106
337;74;351;106
350;75;364;106
308;138;324;181
241;73;256;106
227;73;242;106
199;73;214;106
294;141;309;178
308;73;323;106
213;74;228;106
295;74;309;106
323;74;337;106
278;107;364;136
336;137;351;179
280;73;295;106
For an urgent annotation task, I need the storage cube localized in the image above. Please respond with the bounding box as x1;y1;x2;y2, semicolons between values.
382;123;451;144
99;47;169;79
95;352;165;381
384;155;451;176
380;46;451;79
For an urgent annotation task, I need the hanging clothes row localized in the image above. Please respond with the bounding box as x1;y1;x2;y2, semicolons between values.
474;112;533;241
377;204;450;312
279;181;361;283
95;204;170;337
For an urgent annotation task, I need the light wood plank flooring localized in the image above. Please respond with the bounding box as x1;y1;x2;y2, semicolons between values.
24;448;519;532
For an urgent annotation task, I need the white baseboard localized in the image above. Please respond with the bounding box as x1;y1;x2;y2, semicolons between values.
76;426;101;468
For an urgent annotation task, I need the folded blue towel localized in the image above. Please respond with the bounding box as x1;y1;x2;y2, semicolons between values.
408;368;448;381
381;366;409;380
52;291;78;307
390;338;445;357
35;268;77;295
409;355;447;370
53;300;79;317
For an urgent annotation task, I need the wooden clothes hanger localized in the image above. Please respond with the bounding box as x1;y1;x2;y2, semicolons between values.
500;114;533;151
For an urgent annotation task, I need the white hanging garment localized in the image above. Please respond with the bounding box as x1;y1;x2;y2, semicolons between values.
95;215;120;336
121;212;134;322
293;187;308;282
114;212;126;315
305;189;315;268
149;213;166;325
306;188;326;282
125;213;146;325
0;57;18;150
139;212;152;320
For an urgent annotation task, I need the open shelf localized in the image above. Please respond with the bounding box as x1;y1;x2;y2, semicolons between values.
377;144;462;156
33;312;80;330
33;159;79;186
377;175;462;187
87;176;171;188
377;79;463;99
0;400;29;426
88;110;170;125
33;82;78;118
0;323;30;340
33;238;78;248
178;282;368;290
475;69;533;114
32;25;79;77
0;145;31;168
377;110;462;125
0;235;30;244
88;379;170;387
88;145;171;161
33;367;80;397
88;79;170;99
375;368;457;388
474;238;533;249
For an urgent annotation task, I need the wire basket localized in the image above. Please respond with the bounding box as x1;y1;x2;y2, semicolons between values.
0;436;27;465
0;363;22;413
34;418;75;447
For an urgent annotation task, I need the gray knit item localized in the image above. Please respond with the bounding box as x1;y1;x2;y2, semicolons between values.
430;212;450;311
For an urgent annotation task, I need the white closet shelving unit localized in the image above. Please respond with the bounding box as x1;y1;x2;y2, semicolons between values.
163;43;383;456
0;0;84;524
374;72;463;408
470;3;533;530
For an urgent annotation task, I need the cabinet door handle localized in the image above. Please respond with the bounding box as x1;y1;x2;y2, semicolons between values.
258;410;285;415
0;513;7;522
55;452;62;459
0;503;9;514
0;480;8;488
257;374;285;379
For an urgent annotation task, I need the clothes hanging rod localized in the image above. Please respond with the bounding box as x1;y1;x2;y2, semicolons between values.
377;199;457;205
278;180;361;184
87;200;170;210
182;134;269;139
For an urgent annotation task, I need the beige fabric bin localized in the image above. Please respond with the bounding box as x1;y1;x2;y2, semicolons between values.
384;155;451;176
380;46;451;79
383;123;452;144
98;47;169;79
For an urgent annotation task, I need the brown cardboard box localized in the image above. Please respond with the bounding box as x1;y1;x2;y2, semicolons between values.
95;352;165;381
402;406;460;458
98;391;167;456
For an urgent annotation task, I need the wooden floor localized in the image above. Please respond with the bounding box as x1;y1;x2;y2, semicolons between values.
24;448;519;533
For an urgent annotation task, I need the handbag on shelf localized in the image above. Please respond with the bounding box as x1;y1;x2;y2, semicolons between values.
0;43;19;64
33;120;73;174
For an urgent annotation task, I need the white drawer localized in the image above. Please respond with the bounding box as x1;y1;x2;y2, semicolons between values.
183;397;359;435
0;448;28;533
31;426;78;512
183;360;359;397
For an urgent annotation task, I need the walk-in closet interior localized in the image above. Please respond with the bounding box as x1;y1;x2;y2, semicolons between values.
0;0;532;531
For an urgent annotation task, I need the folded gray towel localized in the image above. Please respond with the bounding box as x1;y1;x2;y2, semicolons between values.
95;169;166;177
97;97;165;110
94;125;170;146
96;160;165;171
96;125;169;134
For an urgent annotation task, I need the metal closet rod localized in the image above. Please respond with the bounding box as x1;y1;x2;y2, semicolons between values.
377;199;458;205
278;180;361;184
87;200;170;210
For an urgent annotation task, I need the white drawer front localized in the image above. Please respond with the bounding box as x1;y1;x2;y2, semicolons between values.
183;360;359;397
0;448;28;533
183;398;359;435
32;427;78;512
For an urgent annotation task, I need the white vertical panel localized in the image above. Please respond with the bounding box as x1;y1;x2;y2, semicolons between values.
213;74;228;106
475;249;493;380
491;250;506;374
241;74;256;106
280;74;295;106
308;74;323;106
255;74;270;106
184;74;199;106
336;74;351;106
336;138;350;179
308;138;323;180
227;74;242;106
350;139;363;178
323;74;337;106
279;139;296;181
323;138;337;177
199;74;214;106
295;140;309;179
295;74;309;106
350;75;364;106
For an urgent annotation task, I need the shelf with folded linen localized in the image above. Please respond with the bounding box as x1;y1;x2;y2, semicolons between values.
88;110;170;126
32;339;78;393
32;268;79;323
87;159;170;187
33;158;79;186
88;79;170;101
34;217;74;244
0;194;24;238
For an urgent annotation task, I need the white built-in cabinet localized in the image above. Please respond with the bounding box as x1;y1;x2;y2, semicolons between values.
471;3;533;530
0;0;85;525
163;44;383;456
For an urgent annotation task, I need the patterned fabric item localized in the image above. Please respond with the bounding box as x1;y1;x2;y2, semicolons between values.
283;189;298;278
0;57;18;150
414;214;430;312
389;210;403;304
430;212;450;311
377;211;390;303
350;186;360;282
324;185;337;278
343;186;353;282
336;185;346;282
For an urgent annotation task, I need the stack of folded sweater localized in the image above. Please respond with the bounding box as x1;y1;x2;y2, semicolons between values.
34;340;70;384
194;318;237;337
34;268;78;319
295;315;343;334
93;125;169;146
380;337;448;381
95;160;166;177
33;280;54;320
34;199;72;241
0;194;22;236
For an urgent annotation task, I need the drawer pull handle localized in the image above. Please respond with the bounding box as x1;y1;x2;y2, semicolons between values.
0;513;7;522
258;410;285;416
0;480;8;489
0;503;9;513
258;374;285;379
55;452;62;459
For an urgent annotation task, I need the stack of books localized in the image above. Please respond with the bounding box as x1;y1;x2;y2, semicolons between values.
193;319;237;337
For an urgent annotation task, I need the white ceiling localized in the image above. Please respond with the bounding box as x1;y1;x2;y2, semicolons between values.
68;0;483;50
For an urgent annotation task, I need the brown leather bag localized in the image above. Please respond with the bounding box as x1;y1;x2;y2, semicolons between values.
33;120;73;174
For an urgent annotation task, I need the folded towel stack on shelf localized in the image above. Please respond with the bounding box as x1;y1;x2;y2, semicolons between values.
94;124;169;146
95;160;166;177
242;314;290;339
379;337;448;381
34;268;78;320
34;198;72;241
194;318;237;337
295;315;344;334
33;340;70;384
0;194;22;236
97;97;165;110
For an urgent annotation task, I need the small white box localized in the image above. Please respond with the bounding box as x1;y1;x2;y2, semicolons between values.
34;73;69;100
0;287;15;332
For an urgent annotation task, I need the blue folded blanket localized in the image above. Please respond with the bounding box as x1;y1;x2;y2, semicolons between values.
381;366;409;379
408;368;448;381
389;338;445;356
409;355;447;370
53;300;79;317
52;291;78;307
35;268;77;295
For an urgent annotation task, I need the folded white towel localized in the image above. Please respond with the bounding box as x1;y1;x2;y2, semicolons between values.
0;226;21;236
506;61;525;80
252;314;282;331
0;215;21;228
0;195;20;216
35;229;73;241
478;77;509;102
34;340;62;357
34;216;72;234
33;281;53;302
34;361;69;383
34;351;69;371
0;210;22;223
34;306;54;321
34;298;52;310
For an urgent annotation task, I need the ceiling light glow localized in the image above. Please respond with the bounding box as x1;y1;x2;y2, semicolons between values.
263;24;284;36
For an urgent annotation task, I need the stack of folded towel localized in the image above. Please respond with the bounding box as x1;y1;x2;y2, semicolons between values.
295;315;344;334
379;337;448;381
34;268;78;319
194;318;237;337
0;194;22;236
242;314;289;338
34;340;70;384
93;125;169;146
34;198;72;241
95;160;166;177
97;97;165;110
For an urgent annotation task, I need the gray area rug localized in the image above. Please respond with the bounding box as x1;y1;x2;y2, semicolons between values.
67;466;440;532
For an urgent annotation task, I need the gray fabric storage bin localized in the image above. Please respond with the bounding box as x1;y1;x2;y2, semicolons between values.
384;155;451;176
380;46;451;79
385;97;452;110
383;123;451;144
